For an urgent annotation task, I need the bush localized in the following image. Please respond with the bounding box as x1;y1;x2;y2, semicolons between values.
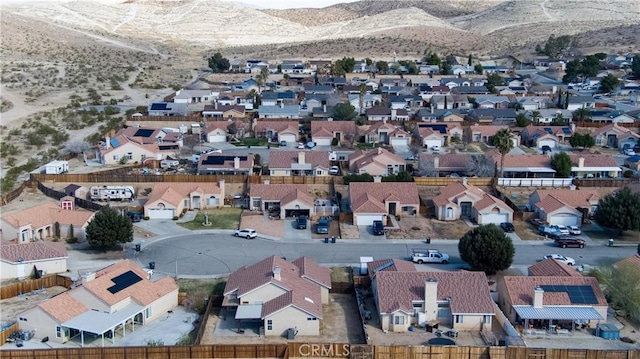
331;138;339;146
144;216;150;220
623;170;633;178
173;216;179;220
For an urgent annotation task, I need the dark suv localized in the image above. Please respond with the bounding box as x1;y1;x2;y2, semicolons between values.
500;222;515;232
296;216;308;230
555;237;586;248
372;220;385;235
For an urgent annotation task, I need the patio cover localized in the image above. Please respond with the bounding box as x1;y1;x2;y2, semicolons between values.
235;304;263;320
62;303;144;334
503;167;556;173
514;306;603;320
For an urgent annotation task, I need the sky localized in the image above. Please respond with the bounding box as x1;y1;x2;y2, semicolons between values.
228;0;358;9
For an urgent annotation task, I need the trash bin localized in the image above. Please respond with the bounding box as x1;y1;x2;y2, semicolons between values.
149;261;156;270
325;237;329;244
135;244;141;252
331;236;336;243
425;237;431;244
608;239;614;247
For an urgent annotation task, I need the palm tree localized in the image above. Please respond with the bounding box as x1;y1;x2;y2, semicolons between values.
255;67;269;94
358;83;366;115
531;110;541;125
491;128;514;178
572;108;591;123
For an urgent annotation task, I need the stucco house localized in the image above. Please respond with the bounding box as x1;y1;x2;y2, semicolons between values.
371;267;495;332
18;260;178;346
204;121;230;143
520;125;573;149
414;123;463;146
487;152;554;178
269;151;331;177
569;154;621;179
0;240;68;280
222;256;331;337
254;120;299;144
418;153;473;177
143;181;225;220
349;181;420;226
257;105;301;119
202;104;245;119
1;199;95;243
497;276;607;331
173;89;217;104
528;258;582;277
529;189;600;226
593;123;639;148
349;147;406;176
100;128;182;165
415;126;445;149
432;180;513;225
362;121;411;148
197;153;255;175
249;184;316;219
365;107;409;122
310;121;358;147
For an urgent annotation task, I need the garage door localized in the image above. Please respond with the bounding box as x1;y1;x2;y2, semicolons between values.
207;134;226;143
424;139;441;148
479;213;509;225
147;208;175;219
314;138;332;146
548;214;580;226
538;139;557;148
390;137;409;147
280;133;297;144
285;209;310;218
355;214;384;226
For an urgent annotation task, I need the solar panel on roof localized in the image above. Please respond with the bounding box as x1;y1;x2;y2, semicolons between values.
110;138;120;148
562;127;572;134
150;103;168;111
134;129;154;137
158;145;179;150
539;285;598;305
202;155;248;165
544;127;553;134
107;270;143;294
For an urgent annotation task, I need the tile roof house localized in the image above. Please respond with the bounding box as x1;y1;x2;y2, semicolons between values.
520;125;573;149
432;180;513;225
349;181;420;226
222;255;331;336
100;128;182;165
257;105;301;119
373;270;495;332
569;154;622;179
253;120;299;145
418;153;473;176
173;89;218;104
310;121;358;147
486;151;554;178
467;109;517;124
0;240;68;280
1;200;95;243
497;276;607;329
204;121;230;143
529;189;601;226
349;147;406;176
625;155;640;171
269;151;331;177
202;104;245;119
593;123;640;148
18;259;178;346
197;153;255;175
348;93;383;114
366;258;416;280
143;181;225;220
527;258;582;277
365;107;409;122
249;184;316;219
362;122;411;148
469;125;513;144
416;126;446;149
414;123;464;146
614;254;640;272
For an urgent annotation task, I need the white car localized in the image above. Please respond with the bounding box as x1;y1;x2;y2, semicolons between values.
543;254;576;266
623;148;636;156
297;142;305;149
568;226;582;235
431;145;441;152
551;225;570;235
234;228;257;239
329;166;340;175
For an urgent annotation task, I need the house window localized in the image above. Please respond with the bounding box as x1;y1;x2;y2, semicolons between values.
145;307;152;319
484;315;491;324
394;315;405;325
113;155;119;161
126;152;133;160
307;317;317;321
316;170;322;176
184;199;189;207
455;315;463;323
56;326;62;338
19;317;27;321
267;320;273;331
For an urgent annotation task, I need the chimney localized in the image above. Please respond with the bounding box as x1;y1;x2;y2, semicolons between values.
391;109;397;121
533;287;544;308
373;176;382;183
433;156;439;169
234;156;240;169
462;176;468;185
81;272;96;284
424;279;438;321
298;151;305;164
578;157;584;168
105;135;111;149
273;266;281;281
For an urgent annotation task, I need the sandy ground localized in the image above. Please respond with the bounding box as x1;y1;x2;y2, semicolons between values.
0;286;68;324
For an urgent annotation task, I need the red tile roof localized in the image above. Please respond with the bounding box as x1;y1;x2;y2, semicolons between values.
615;254;640;272
486;151;551;168
419;153;472;170
532;189;600;209
2;202;95;229
501;276;607;306
249;184;313;205
569;154;618;168
375;271;495;315
146;182;222;207
0;240;68;263
432;182;509;214
349;147;405;173
254;120;298;134
528;258;582;277
37;293;88;323
366;258;416;279
349;182;419;214
310;121;357;138
470;125;510;136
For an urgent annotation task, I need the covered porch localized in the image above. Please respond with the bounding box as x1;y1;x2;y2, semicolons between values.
515;306;603;337
62;304;145;347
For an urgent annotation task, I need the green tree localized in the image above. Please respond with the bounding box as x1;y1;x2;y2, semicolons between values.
331;103;356;121
631;55;640;80
467;54;472;66
333;57;355;76
375;60;389;74
485;73;504;94
458;224;515;274
491;128;514;177
255;67;269;94
86;206;133;249
440;62;451;75
207;52;230;73
474;63;484;75
563;59;582;83
540;35;572;58
594;187;640;234
599;74;620;94
424;52;441;66
591;262;640;322
569;133;595;149
550;152;572;178
572;107;591;122
515;113;530;127
531;110;541;125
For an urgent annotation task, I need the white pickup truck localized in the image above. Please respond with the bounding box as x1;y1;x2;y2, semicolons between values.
412;249;450;264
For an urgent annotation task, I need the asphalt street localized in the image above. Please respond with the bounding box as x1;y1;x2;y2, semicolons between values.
129;232;636;278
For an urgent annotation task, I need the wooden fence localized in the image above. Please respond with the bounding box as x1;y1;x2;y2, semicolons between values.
573;121;639;129
1;181;28;205
193;295;216;345
574;178;637;188
413;177;494;187
31;173;247;184
248;176;335;185
0;322;19;345
0;275;73;300
2;344;637;359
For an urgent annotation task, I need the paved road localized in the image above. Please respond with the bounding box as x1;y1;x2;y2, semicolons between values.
129;232;635;278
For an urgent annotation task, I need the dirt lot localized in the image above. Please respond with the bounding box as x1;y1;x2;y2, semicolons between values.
386;217;472;240
200;294;364;344
0;286;68;323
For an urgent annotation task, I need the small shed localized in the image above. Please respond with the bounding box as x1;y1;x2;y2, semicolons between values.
44;160;69;174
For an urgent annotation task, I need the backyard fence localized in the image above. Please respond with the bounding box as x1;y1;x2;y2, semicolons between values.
0;275;73;300
574;178;637;188
37;182;104;212
0;181;29;206
0;322;19;345
414;177;494;186
497;178;573;187
193;295;216;345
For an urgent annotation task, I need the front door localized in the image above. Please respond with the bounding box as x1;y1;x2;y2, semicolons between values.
193;196;201;209
461;202;472;217
389;203;397;216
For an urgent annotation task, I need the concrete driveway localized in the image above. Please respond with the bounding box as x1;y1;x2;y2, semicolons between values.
358;225;386;241
283;218;312;242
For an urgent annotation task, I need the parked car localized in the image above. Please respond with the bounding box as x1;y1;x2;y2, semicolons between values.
234;228;257;239
296;216;308;230
623;148;636;156
404;154;416;161
550;225;570;235
126;211;142;222
412;249;449;264
316;218;329;234
539;225;562;238
268;208;281;219
279;140;287;147
568;226;581;235
500;222;515;233
372;220;385;235
297;142;305;149
555;237;586;248
543;254;576;266
541;145;552;153
431;145;441;152
329;166;340;175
